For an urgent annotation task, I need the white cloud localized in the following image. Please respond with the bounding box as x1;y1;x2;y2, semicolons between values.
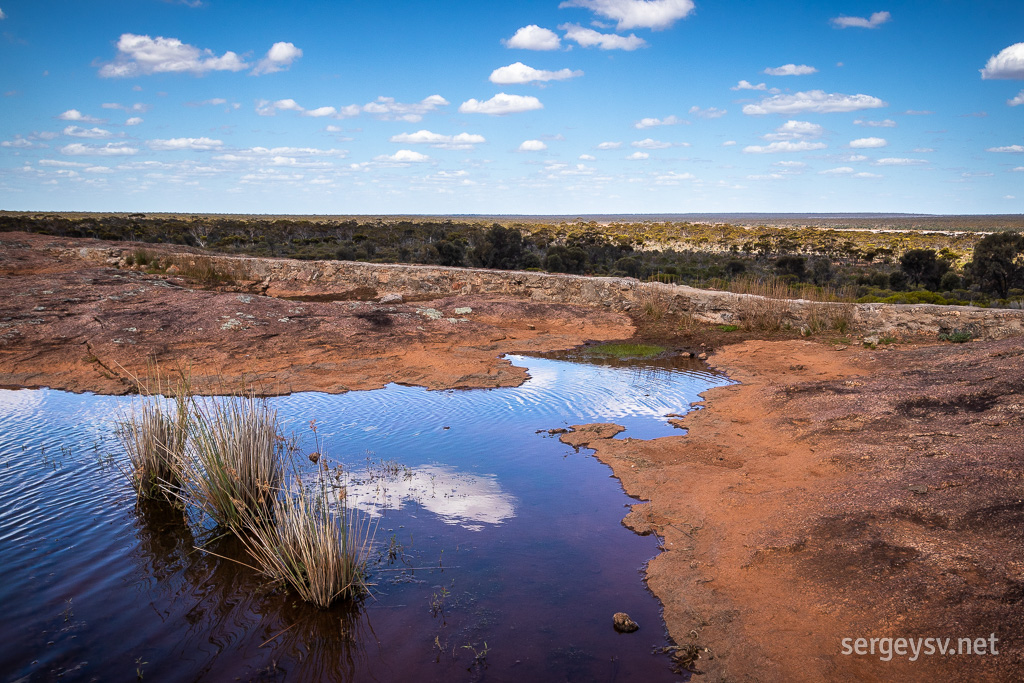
820;166;854;175
831;11;891;29
654;171;695;183
147;137;223;151
873;157;929;165
458;93;543;115
912;147;935;153
98;33;249;77
1008;90;1024;106
62;126;113;139
634;114;684;129
504;25;561;50
632;138;682;149
597;141;622;149
102;102;149;113
489;62;583;84
361;95;449;122
0;8;5;19
60;142;138;156
1012;167;1024;172
389;130;486;150
214;146;347;161
689;105;727;119
519;139;548;151
854;118;897;127
844;154;869;162
252;41;302;75
39;159;89;168
981;43;1024;80
304;106;337;118
256;98;305;116
375;149;429;163
743;141;828;153
722;140;736;146
1;137;37;149
579;153;596;160
762;120;823;141
854;172;883;178
850;137;888;148
58;109;103;123
987;145;1024;153
763;64;818;76
774;160;806;168
742;90;886;115
559;0;695;30
731;80;767;91
626;151;649;160
559;24;646;50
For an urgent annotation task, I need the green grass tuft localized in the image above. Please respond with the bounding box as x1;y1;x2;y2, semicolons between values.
584;343;666;358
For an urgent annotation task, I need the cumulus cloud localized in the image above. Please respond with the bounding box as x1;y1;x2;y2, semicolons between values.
147;137;222;151
762;120;824;141
632;138;683;149
743;141;828;153
689;105;727;119
0;8;6;19
987;145;1024;153
125;117;144;126
58;109;103;123
1009;91;1024;106
60;142;138;156
850;137;888;148
504;25;561;50
375;149;429;163
597;141;622;149
559;24;646;50
252;41;302;75
763;64;818;76
980;43;1024;79
831;11;891;29
304;106;337;117
63;126;113;139
854;118;897;127
361;95;449;121
626;151;649;160
389;130;486;150
579;153;597;160
214;146;347;161
634;114;684;129
559;0;695;30
820;167;854;175
490;62;583;84
731;80;767;91
98;33;249;77
873;157;929;165
742;90;886;115
519;139;547;151
722;140;737;146
256;98;306;116
458;93;543;115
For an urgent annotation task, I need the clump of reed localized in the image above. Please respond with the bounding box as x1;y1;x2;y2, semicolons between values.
176;395;283;529
118;385;373;608
236;459;374;607
726;276;856;333
118;395;188;500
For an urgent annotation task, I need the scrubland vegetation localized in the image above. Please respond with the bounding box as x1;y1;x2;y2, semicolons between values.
4;212;1023;307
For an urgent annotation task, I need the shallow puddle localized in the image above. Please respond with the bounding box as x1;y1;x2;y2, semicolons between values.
0;354;731;681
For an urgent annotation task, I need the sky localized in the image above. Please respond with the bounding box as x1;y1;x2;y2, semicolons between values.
0;0;1022;215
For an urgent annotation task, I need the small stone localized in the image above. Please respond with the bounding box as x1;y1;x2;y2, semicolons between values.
453;306;472;315
908;484;929;495
379;293;404;304
613;612;639;633
697;352;708;360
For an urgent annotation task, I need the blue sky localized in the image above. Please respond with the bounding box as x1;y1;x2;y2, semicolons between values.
1;0;1022;215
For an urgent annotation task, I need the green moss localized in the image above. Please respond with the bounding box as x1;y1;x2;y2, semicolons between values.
583;343;666;358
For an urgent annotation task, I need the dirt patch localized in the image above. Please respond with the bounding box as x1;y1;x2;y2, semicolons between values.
583;338;1024;680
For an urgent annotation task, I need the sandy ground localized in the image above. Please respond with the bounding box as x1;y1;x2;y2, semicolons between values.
3;232;1022;681
566;338;1024;681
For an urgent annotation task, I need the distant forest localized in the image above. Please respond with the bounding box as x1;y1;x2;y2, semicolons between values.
2;212;1022;307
